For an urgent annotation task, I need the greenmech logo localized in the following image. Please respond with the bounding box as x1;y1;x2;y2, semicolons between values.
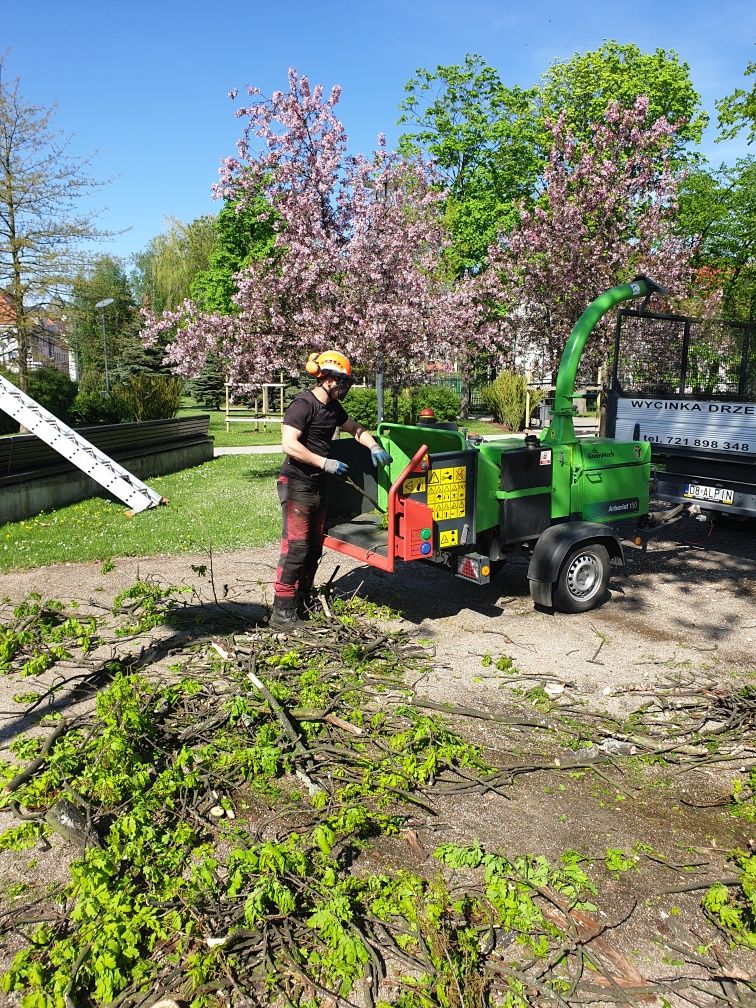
587;448;615;460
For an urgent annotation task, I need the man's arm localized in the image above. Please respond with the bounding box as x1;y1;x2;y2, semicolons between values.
340;418;379;450
340;418;392;467
281;424;349;476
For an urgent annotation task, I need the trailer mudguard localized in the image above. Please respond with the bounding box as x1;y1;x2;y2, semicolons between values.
527;521;624;607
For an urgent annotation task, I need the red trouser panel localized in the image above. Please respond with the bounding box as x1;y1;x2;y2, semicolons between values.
274;476;327;600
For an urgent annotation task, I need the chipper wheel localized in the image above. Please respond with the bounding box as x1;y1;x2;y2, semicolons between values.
553;542;611;614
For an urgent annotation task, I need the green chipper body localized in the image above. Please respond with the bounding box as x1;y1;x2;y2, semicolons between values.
324;277;664;613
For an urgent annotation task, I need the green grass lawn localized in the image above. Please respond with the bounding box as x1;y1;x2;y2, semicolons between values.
0;410;520;573
1;454;283;572
179;407;284;447
463;418;512;436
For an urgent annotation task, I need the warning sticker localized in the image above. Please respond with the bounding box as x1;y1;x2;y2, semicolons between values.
427;465;466;520
439;529;459;548
402;476;426;495
539;450;552;466
429;466;465;485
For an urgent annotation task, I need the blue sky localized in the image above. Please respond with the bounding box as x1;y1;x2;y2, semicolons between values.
4;0;754;264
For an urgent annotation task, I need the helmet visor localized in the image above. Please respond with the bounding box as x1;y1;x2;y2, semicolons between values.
331;373;354;398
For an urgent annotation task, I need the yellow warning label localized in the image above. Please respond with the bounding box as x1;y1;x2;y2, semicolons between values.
426;466;466;518
432;466;466;484
427;465;466;519
402;476;426;495
439;529;459;548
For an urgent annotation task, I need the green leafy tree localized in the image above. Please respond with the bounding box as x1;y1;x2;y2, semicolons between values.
180;198;277;407
398;44;704;277
69;256;140;387
398;54;540;274
538;41;706;158
190;197;276;314
0;56;111;391
717;61;756;145
678;158;756;320
131;215;217;314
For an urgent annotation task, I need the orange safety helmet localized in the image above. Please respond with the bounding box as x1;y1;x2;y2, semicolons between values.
418;407;436;420
305;350;352;379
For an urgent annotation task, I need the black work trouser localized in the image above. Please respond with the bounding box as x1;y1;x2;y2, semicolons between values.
273;475;327;602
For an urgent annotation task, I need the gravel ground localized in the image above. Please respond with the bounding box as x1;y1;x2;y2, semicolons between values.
2;509;753;682
1;509;755;1003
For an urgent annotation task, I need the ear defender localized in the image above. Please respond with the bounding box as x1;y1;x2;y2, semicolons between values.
305;353;321;377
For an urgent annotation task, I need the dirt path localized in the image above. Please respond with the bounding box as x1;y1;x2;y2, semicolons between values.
3;510;753;679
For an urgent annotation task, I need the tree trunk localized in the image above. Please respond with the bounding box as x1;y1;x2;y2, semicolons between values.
15;309;30;393
460;371;470;420
389;381;400;423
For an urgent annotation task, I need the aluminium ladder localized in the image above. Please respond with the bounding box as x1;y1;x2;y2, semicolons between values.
0;374;165;514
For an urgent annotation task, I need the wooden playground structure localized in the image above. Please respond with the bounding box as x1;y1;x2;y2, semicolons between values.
224;380;286;433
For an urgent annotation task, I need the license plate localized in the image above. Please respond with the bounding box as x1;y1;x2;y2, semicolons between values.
683;483;734;505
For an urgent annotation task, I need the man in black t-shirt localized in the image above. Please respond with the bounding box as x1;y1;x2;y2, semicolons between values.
270;350;391;631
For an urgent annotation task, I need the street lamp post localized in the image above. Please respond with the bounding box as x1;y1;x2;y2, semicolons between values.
94;298;114;392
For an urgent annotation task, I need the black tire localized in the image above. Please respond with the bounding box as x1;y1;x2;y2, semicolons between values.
553;542;610;614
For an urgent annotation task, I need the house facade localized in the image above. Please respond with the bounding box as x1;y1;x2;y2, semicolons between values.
0;291;75;380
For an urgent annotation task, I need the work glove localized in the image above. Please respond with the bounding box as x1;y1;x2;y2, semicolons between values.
370;446;393;468
323;457;350;479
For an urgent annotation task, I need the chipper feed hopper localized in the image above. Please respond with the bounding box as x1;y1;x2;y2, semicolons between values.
324;278;665;613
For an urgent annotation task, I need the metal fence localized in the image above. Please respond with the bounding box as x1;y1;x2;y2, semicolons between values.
428;358;499;412
613;309;755;401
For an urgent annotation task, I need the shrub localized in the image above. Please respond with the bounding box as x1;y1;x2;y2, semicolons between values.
480;371;542;431
114;374;185;422
70;391;131;427
343;385;461;428
27;367;78;423
0;410;17;435
343;387;396;429
77;370;107;396
0;366;79;433
409;385;461;423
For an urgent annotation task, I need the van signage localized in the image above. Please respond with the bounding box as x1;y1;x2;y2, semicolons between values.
615;398;755;457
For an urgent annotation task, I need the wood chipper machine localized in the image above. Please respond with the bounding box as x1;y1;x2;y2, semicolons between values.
323;278;665;613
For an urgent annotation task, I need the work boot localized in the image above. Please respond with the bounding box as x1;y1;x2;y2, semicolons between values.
296;588;318;621
269;599;301;632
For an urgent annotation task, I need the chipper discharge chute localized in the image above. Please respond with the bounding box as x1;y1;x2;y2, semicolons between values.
324;277;665;613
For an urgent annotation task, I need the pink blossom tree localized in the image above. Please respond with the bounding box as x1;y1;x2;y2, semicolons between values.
487;97;699;381
143;70;504;399
437;267;509;417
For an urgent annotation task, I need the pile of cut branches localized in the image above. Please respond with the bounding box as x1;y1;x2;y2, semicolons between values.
0;586;754;1007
